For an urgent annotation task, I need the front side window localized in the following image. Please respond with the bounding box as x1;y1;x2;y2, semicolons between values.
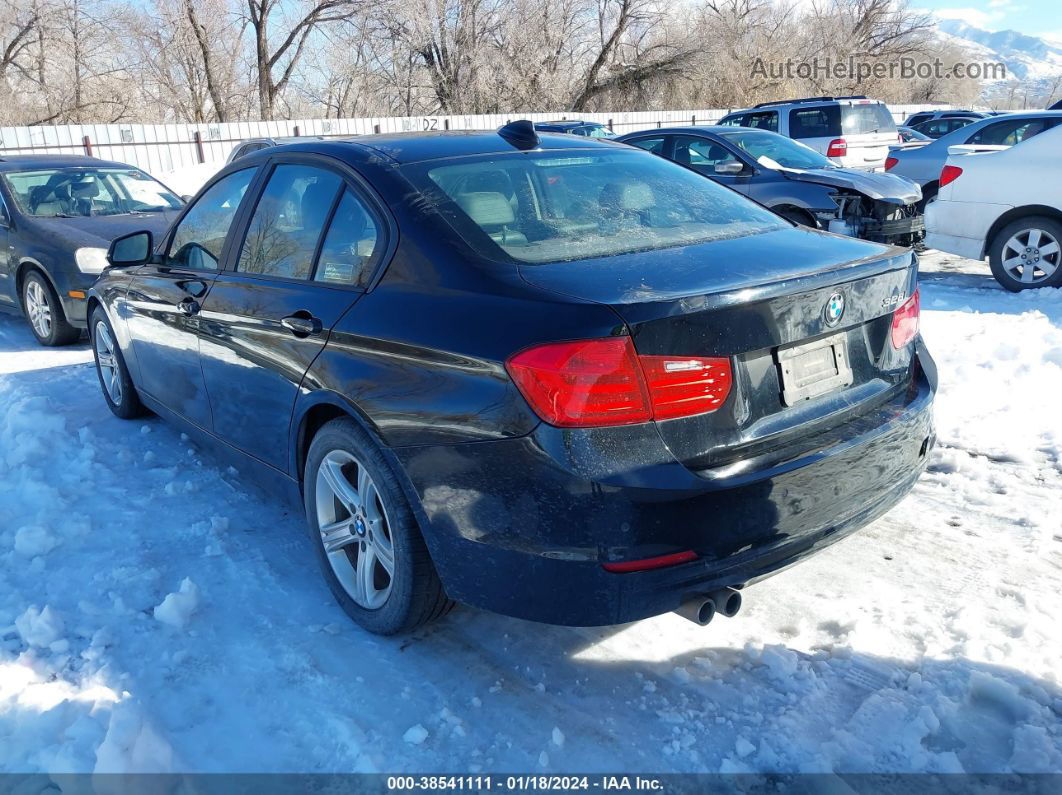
673;136;743;173
2;167;183;218
720;130;833;170
166;168;256;270
237;164;343;279
718;114;745;127
408;149;785;265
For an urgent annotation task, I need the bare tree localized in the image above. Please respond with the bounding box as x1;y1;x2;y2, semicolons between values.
245;0;361;119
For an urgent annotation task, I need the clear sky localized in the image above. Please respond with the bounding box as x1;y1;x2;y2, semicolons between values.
915;0;1061;41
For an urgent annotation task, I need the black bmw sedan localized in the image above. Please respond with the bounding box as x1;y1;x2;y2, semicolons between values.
89;123;936;635
0;155;183;345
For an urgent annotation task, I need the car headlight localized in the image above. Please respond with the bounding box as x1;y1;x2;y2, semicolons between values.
75;247;110;274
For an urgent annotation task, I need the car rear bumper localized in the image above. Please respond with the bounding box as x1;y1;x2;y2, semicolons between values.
394;342;936;626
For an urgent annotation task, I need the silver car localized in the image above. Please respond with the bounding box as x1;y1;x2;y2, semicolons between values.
885;112;1062;206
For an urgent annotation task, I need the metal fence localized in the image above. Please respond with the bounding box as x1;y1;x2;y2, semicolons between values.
0;105;953;175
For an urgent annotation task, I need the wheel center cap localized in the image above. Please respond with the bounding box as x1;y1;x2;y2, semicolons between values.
354;516;367;536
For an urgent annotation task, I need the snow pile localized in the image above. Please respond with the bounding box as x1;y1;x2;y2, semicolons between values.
0;248;1058;774
152;579;200;629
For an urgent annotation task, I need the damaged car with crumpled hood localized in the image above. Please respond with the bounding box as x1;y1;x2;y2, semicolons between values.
617;125;925;247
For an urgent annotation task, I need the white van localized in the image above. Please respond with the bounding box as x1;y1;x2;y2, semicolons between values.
720;96;898;171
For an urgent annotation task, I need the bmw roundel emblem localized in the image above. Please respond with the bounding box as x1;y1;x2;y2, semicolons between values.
824;292;845;326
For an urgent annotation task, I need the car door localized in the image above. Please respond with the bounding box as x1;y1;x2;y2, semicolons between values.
123;166;258;427
671;135;755;195
197;156;387;472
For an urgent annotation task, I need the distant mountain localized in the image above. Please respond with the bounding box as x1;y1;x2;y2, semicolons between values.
936;19;1062;98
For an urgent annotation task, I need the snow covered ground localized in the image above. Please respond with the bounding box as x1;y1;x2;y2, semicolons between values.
0;249;1059;775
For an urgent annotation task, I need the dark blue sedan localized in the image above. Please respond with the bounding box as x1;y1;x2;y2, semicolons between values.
617;126;924;246
0;155;183;345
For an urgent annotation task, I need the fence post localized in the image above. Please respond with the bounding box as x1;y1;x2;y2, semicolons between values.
293;125;301;137
657;120;662;128
81;135;93;157
373;124;380;134
691;115;696;126
444;119;450;130
608;118;613;131
193;131;205;164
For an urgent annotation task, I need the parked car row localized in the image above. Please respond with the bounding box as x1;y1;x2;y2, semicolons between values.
72;120;937;635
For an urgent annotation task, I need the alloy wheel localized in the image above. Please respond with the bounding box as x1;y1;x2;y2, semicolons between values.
314;450;395;609
1001;227;1060;285
94;320;122;405
25;280;52;339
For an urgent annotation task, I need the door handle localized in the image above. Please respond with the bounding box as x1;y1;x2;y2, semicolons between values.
177;297;201;316
281;314;323;337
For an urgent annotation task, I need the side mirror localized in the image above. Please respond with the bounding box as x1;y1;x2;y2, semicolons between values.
714;161;745;175
107;230;154;268
181;194;193;203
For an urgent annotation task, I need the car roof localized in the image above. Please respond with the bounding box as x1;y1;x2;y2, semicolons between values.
255;129;628;166
537;120;600;127
0;154;137;171
725;97;886;114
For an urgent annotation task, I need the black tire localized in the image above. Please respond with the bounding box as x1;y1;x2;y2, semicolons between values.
988;216;1062;292
90;306;147;419
303;417;453;635
22;270;81;346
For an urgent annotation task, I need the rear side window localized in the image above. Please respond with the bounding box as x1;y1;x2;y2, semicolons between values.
409;150;785;264
314;189;382;286
718;114;745;127
841;103;896;134
967;119;1048;146
742;111;778;132
237;164;342;279
790;107;841;138
628;136;666;154
166;168;255;270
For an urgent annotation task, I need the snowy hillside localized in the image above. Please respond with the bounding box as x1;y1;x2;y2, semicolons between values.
937;19;1062;98
0;247;1059;774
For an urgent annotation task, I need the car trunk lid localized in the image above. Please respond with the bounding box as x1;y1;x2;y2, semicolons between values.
518;225;918;468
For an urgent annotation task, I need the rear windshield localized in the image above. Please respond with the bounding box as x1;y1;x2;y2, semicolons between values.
789;103;896;138
842;103;896;134
404;149;785;264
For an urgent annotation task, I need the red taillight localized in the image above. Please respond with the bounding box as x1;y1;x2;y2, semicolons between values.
602;550;699;573
885;156;899;171
939;164;963;187
506;337;732;428
637;354;732;420
890;288;920;349
826;138;847;158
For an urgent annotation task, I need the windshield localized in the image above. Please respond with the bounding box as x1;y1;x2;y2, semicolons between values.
405;149;785;264
2;167;183;218
719;129;834;169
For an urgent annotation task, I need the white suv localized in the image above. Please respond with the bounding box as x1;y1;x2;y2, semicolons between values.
720;96;898;171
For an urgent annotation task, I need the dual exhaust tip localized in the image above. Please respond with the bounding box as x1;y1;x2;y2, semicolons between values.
675;587;743;626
